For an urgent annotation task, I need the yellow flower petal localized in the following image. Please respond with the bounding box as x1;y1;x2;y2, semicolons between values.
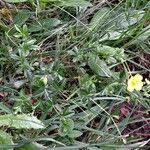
127;74;143;92
127;76;135;90
127;84;134;92
134;74;143;81
134;82;143;91
127;76;134;86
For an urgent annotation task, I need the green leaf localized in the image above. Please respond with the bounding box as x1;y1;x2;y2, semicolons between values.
88;54;112;77
4;0;27;3
41;0;59;2
13;10;31;26
61;0;92;7
0;114;45;129
99;31;122;42
96;45;125;62
59;118;74;136
89;7;110;30
15;143;45;150
88;147;100;150
131;25;150;44
68;130;83;138
29;18;61;32
0;130;13;150
117;10;144;28
0;102;12;113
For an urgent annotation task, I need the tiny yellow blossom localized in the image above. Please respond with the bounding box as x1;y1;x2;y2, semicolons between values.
127;74;143;92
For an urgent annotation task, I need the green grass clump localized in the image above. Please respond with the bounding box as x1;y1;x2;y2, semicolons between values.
0;0;150;149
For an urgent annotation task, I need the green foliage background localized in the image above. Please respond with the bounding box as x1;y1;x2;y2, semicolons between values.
0;0;150;149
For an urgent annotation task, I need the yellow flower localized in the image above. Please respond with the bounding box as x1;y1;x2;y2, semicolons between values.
127;74;143;92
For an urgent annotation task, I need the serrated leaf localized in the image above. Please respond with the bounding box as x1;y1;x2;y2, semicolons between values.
29;18;61;32
88;54;112;77
0;114;45;129
4;0;27;3
0;130;13;150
